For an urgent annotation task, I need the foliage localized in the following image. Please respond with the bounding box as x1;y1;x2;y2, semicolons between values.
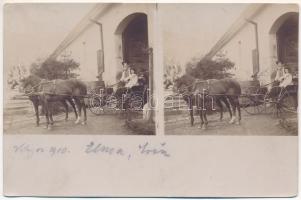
185;53;235;80
164;63;182;89
28;57;80;115
7;65;27;89
30;58;79;80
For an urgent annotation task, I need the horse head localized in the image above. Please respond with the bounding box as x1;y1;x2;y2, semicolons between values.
20;75;42;94
173;74;195;95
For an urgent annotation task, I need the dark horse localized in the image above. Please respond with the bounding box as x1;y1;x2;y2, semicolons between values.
174;74;241;129
21;75;78;127
21;75;87;129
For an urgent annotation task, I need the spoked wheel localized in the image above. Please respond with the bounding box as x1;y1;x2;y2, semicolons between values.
240;95;266;115
129;93;144;111
88;95;106;115
279;93;298;114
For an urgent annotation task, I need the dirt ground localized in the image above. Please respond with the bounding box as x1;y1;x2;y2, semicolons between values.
4;101;297;136
165;110;298;136
4;111;141;135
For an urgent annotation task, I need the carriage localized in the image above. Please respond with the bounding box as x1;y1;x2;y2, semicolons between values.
87;79;148;116
167;75;298;130
239;78;298;116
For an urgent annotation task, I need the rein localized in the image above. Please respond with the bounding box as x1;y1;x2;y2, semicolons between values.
24;82;42;96
178;79;211;93
25;80;60;96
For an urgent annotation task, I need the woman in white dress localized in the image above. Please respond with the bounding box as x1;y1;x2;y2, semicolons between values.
125;68;139;88
279;68;293;88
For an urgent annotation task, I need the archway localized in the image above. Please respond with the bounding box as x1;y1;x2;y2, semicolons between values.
115;13;149;75
270;12;298;74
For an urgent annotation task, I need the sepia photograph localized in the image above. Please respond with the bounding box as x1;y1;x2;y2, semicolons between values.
163;4;298;136
4;3;157;135
3;2;299;198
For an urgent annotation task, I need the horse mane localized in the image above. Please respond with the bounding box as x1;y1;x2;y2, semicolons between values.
21;75;42;91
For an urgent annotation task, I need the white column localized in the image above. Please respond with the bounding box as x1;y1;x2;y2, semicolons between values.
152;4;164;136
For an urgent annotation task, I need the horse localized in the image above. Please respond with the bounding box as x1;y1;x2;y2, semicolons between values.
20;75;78;127
21;75;87;129
174;74;241;129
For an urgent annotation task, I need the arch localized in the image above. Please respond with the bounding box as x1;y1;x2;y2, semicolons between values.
269;12;298;34
115;12;147;34
114;13;149;75
269;12;298;76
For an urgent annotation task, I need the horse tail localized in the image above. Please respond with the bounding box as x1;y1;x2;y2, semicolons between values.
73;79;87;95
233;79;242;95
227;79;241;95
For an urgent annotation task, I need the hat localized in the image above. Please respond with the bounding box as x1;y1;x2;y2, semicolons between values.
122;61;128;65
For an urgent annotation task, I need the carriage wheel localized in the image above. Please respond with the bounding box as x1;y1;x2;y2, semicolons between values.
88;96;106;115
240;95;266;115
129;93;144;111
279;93;298;114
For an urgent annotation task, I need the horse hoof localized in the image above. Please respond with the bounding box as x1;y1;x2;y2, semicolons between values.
47;126;52;130
235;121;241;125
75;120;80;124
229;119;235;124
198;125;202;129
202;126;207;130
81;121;87;125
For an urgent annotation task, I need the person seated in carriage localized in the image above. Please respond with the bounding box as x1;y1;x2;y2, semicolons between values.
125;68;139;89
268;64;294;101
115;62;140;99
273;61;285;86
119;61;131;86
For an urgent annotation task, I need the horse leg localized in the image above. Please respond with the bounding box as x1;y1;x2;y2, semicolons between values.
81;98;87;125
228;97;237;124
74;98;82;124
61;100;69;121
221;96;232;120
202;108;208;130
49;102;54;126
198;108;204;129
215;97;223;121
189;100;194;126
67;97;78;120
234;96;241;125
33;101;40;126
43;98;51;129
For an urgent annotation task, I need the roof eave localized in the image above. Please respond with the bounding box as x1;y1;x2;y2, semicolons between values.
49;3;117;60
204;4;267;60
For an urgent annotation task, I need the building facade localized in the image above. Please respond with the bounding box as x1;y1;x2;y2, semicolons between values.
50;4;299;86
205;4;299;84
50;4;158;86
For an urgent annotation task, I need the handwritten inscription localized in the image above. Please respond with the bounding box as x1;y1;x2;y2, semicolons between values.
12;141;171;160
85;141;129;159
13;143;70;158
138;142;170;157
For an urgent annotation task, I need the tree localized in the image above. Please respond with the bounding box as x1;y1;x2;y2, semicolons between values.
30;58;80;80
185;52;235;80
7;64;27;89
